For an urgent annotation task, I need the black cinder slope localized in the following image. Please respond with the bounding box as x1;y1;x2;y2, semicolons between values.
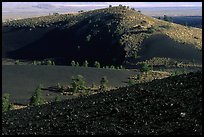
2;71;202;135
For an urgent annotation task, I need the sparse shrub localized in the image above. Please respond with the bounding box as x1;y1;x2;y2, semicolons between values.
29;84;45;106
33;60;37;65
163;15;173;22
83;60;89;67
52;61;55;65
132;52;140;59
71;60;76;66
141;62;151;72
128;78;136;86
94;61;100;68
47;60;52;65
147;26;156;33
86;34;92;42
76;62;80;67
100;76;108;91
57;83;62;89
71;75;86;92
110;65;115;69
91;82;96;88
53;12;59;16
2;93;13;112
159;25;171;29
136;74;141;80
54;95;60;102
37;61;41;65
15;60;20;65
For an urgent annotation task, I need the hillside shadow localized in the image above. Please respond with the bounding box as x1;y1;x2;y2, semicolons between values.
138;34;202;63
7;20;126;66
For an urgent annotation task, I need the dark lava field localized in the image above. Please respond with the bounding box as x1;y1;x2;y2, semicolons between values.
2;65;135;104
2;71;202;135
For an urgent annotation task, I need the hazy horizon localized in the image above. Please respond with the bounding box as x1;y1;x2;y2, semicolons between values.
2;2;202;21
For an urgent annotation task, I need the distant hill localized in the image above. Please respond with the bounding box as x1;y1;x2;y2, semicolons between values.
2;6;202;66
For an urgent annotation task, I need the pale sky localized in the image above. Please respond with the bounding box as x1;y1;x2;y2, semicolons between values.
2;2;202;8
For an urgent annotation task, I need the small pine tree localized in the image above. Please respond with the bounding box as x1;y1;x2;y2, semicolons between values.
71;60;76;66
33;60;37;65
71;75;86;92
47;60;52;65
100;76;108;91
29;85;45;106
52;61;55;65
136;74;141;80
141;62;151;73
83;60;89;67
128;78;135;86
54;95;60;102
15;60;20;65
2;93;13;112
94;61;100;68
110;65;115;69
57;83;62;89
86;34;91;42
76;62;80;67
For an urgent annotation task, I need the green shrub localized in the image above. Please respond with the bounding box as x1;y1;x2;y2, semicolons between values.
83;60;89;67
52;61;55;65
132;52;140;59
71;75;86;92
71;60;76;66
33;60;37;65
15;60;20;65
110;65;115;69
100;76;108;91
128;78;136;86
94;61;100;68
47;60;52;65
29;84;45;106
2;93;13;112
147;26;156;33
76;62;80;67
141;62;151;72
86;34;92;42
136;74;141;80
57;83;62;89
54;95;60;102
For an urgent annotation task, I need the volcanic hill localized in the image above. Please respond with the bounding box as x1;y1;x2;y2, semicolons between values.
2;6;202;66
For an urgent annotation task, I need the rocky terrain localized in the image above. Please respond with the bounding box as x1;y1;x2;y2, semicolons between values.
2;71;202;135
